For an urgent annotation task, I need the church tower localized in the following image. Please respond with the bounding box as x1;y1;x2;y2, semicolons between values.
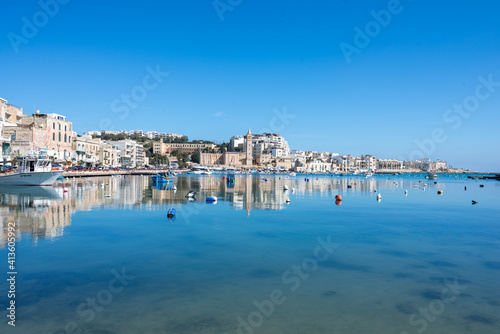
245;128;252;166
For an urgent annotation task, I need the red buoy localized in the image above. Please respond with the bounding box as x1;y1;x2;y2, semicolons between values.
335;194;342;201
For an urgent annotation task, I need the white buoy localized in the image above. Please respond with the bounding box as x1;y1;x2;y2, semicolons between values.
377;193;382;200
284;185;288;190
292;187;295;193
405;189;408;195
173;185;177;190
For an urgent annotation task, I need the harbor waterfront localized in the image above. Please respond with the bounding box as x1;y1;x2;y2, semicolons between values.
1;174;499;333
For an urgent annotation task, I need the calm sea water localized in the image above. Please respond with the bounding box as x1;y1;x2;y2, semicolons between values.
0;174;499;334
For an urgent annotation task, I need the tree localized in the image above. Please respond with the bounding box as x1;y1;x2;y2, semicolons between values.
191;151;200;164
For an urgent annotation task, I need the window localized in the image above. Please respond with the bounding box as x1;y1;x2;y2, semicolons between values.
53;122;55;129
53;133;55;140
64;134;67;143
59;133;61;142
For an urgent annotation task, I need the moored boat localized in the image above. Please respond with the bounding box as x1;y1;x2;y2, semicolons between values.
152;172;173;183
426;173;438;180
0;156;63;186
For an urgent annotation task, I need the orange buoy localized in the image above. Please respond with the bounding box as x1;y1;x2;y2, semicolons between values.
335;194;342;201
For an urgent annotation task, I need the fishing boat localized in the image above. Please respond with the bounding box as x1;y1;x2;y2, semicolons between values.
189;166;212;175
0;155;63;186
426;173;438;180
152;172;173;183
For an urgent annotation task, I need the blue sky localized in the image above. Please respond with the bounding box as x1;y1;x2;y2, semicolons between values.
1;0;499;171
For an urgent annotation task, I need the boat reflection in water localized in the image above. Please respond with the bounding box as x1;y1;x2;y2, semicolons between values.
0;174;448;248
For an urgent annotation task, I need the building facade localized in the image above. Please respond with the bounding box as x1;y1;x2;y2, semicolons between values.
109;139;146;167
153;141;215;155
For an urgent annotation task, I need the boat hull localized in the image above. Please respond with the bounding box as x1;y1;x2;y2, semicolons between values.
0;171;64;186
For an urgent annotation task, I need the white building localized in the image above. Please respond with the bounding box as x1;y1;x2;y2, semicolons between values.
230;135;245;151
377;159;403;171
252;133;290;157
108;139;146;167
435;160;447;170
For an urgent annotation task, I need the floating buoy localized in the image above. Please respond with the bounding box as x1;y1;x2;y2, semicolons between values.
167;208;176;218
479;184;484;188
376;193;381;200
472;200;478;205
405;190;408;195
284;185;288;190
285;198;290;203
335;194;342;201
173;185;177;190
292;187;295;193
464;186;467;191
437;190;443;195
206;196;217;202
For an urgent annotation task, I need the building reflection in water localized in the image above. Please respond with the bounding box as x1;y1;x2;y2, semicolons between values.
0;174;417;248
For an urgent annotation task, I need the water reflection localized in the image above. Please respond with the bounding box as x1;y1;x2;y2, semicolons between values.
0;174;461;248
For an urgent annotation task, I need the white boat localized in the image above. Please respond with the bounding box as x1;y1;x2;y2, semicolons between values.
427;173;438;180
0;156;63;186
189;166;212;175
288;172;297;177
